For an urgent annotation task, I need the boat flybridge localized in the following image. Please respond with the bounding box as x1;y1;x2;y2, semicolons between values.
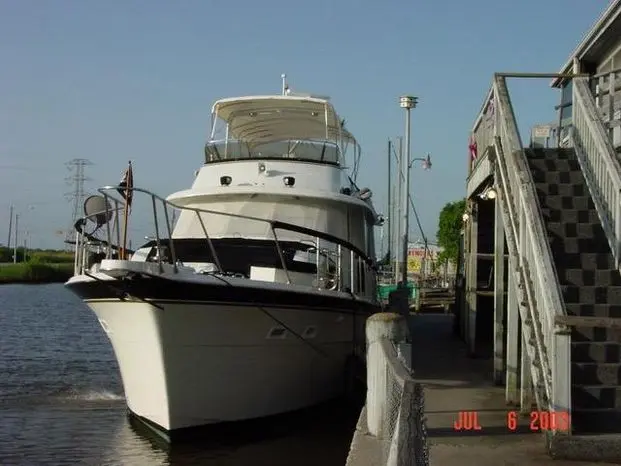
65;75;384;438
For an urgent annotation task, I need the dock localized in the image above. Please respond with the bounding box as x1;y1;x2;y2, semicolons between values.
348;2;621;463
346;312;618;465
410;314;612;465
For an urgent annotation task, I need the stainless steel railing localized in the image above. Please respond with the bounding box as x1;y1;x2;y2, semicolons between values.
72;185;378;301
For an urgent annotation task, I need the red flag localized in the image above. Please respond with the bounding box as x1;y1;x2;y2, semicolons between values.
469;135;478;161
118;161;134;208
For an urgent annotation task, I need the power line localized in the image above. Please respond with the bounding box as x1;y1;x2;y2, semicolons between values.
64;158;93;244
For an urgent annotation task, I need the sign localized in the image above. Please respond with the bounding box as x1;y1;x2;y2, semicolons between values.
406;246;440;274
532;125;551;138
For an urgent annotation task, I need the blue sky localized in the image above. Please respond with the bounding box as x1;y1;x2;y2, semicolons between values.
0;0;611;251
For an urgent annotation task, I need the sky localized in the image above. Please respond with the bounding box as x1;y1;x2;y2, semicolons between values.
0;0;612;251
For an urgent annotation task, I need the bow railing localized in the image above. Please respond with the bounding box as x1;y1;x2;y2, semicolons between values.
71;185;379;302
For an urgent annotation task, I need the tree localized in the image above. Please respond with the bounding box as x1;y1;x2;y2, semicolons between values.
436;199;466;266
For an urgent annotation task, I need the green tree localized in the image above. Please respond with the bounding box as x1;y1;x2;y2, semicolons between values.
436;199;466;266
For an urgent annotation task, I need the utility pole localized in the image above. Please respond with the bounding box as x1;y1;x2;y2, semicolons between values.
399;96;418;285
24;230;28;261
387;139;392;269
393;137;402;284
65;158;93;244
7;205;13;249
13;213;18;263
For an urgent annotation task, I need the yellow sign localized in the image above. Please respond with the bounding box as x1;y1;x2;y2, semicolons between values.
407;256;422;273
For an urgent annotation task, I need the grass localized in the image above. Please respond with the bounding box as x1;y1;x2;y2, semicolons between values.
0;246;74;264
0;259;74;284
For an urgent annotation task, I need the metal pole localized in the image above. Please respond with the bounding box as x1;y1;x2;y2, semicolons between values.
7;205;13;250
399;96;417;286
387;139;392;266
394;138;402;284
13;213;19;263
401;109;410;285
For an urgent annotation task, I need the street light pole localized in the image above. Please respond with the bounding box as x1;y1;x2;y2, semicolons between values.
393;137;402;284
387;139;392;269
13;213;19;264
399;96;417;286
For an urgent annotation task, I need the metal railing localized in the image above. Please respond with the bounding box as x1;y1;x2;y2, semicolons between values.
472;74;571;430
349;313;428;466
572;77;621;268
72;185;378;300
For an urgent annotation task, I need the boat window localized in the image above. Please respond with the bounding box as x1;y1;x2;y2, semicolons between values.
205;140;341;165
267;327;287;339
303;326;317;338
138;238;318;277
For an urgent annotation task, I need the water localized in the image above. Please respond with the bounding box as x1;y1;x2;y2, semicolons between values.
0;284;360;465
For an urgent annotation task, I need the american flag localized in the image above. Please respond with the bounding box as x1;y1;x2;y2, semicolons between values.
117;161;134;208
469;135;478;161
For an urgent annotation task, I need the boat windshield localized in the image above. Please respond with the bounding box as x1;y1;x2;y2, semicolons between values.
205;139;342;165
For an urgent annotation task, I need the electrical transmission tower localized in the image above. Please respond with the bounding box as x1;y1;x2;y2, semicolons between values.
64;158;93;243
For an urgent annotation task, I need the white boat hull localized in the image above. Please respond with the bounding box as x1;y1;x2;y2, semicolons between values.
86;298;365;432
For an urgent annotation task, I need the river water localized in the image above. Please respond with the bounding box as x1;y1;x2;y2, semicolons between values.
0;284;359;465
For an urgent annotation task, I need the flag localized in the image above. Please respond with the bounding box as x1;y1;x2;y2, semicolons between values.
469;135;478;161
486;98;495;116
118;161;134;208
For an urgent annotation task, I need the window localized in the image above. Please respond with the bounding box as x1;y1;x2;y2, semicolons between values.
205;140;341;165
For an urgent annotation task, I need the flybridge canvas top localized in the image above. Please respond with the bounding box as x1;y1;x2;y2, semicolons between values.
204;78;362;177
209;95;357;148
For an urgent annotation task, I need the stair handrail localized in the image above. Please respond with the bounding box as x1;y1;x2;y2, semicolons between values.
572;77;621;268
489;75;571;419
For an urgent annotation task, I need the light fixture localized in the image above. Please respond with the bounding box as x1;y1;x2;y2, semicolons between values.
258;162;267;174
422;153;432;170
462;212;470;222
283;176;295;187
479;186;497;200
399;95;418;109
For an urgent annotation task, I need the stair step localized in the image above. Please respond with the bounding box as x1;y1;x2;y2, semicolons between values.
566;303;621;318
571;409;621;434
561;285;621;304
528;157;581;171
558;270;621;286
573;326;621;342
558;253;616;270
540;208;600;224
572;342;621;363
550;237;611;254
532;171;585;186
572;362;621;385
572;385;621;409
537;184;587;197
526;148;577;160
546;222;608;242
540;195;595;211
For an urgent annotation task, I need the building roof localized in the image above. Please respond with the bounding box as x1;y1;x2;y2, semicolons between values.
552;0;621;87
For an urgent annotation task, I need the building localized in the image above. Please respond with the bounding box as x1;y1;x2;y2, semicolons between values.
461;0;621;452
552;0;621;148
